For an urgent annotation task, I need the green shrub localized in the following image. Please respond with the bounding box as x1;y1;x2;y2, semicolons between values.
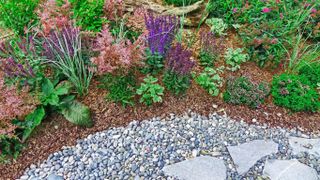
164;0;200;6
99;73;136;107
205;18;228;36
136;76;164;106
195;67;224;96
70;0;105;32
223;77;270;108
163;71;191;95
0;0;39;35
299;63;320;85
271;74;320;112
224;48;248;71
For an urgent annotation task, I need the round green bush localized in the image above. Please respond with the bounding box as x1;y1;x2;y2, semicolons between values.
271;74;320;112
299;64;320;86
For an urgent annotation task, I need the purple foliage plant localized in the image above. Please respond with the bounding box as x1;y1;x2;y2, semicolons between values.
166;43;195;75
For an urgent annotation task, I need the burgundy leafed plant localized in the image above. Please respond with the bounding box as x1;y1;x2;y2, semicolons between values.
166;43;195;75
91;25;147;75
0;57;35;79
144;13;179;56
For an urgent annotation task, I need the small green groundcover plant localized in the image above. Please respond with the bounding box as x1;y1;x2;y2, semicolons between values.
99;72;136;107
205;18;228;36
272;74;320;112
136;75;164;106
224;48;249;71
299;63;320;85
223;77;270;108
163;71;191;95
195;67;224;96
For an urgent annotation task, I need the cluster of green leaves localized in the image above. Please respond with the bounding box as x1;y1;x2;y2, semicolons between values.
194;67;224;96
199;50;216;67
0;0;39;35
164;0;200;6
223;77;270;108
205;18;228;36
163;71;191;95
99;72;136;107
136;76;164;106
140;49;164;75
0;135;24;164
299;64;320;85
271;74;320;112
224;48;248;71
70;0;105;32
39;78;93;127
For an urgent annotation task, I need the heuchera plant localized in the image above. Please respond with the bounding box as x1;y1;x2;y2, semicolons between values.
136;75;164;106
163;43;195;95
91;25;147;75
144;13;179;56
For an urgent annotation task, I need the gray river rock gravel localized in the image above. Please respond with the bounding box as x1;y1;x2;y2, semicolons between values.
18;111;320;180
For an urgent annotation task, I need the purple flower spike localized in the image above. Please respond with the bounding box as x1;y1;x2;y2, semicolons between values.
166;43;194;75
144;13;179;56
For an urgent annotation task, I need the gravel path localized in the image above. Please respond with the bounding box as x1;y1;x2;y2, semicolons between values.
19;111;320;180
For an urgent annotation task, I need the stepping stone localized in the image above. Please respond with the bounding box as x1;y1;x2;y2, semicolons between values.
162;156;226;180
289;137;320;157
263;159;319;180
228;140;278;175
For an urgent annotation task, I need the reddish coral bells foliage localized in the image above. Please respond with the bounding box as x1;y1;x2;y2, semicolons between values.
90;26;147;75
104;0;124;21
37;0;72;36
127;8;148;32
0;71;38;136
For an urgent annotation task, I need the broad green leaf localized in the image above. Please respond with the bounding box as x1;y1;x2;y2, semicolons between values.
61;101;93;127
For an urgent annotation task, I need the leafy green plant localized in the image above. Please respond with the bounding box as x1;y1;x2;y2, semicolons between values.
224;48;248;71
99;72;136;107
205;18;228;36
12;107;45;142
70;0;105;32
39;78;93;127
299;63;320;85
0;0;39;35
140;49;164;75
60;100;92;127
164;0;200;6
195;67;224;96
163;71;191;95
271;74;320;112
223;77;270;108
199;51;216;67
136;76;164;106
0;135;24;163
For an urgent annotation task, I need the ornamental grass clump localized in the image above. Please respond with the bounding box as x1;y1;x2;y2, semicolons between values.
144;13;180;56
199;31;225;67
43;26;93;96
90;25;147;75
163;43;195;95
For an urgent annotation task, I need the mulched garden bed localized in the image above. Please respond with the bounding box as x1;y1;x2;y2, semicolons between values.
1;68;319;179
